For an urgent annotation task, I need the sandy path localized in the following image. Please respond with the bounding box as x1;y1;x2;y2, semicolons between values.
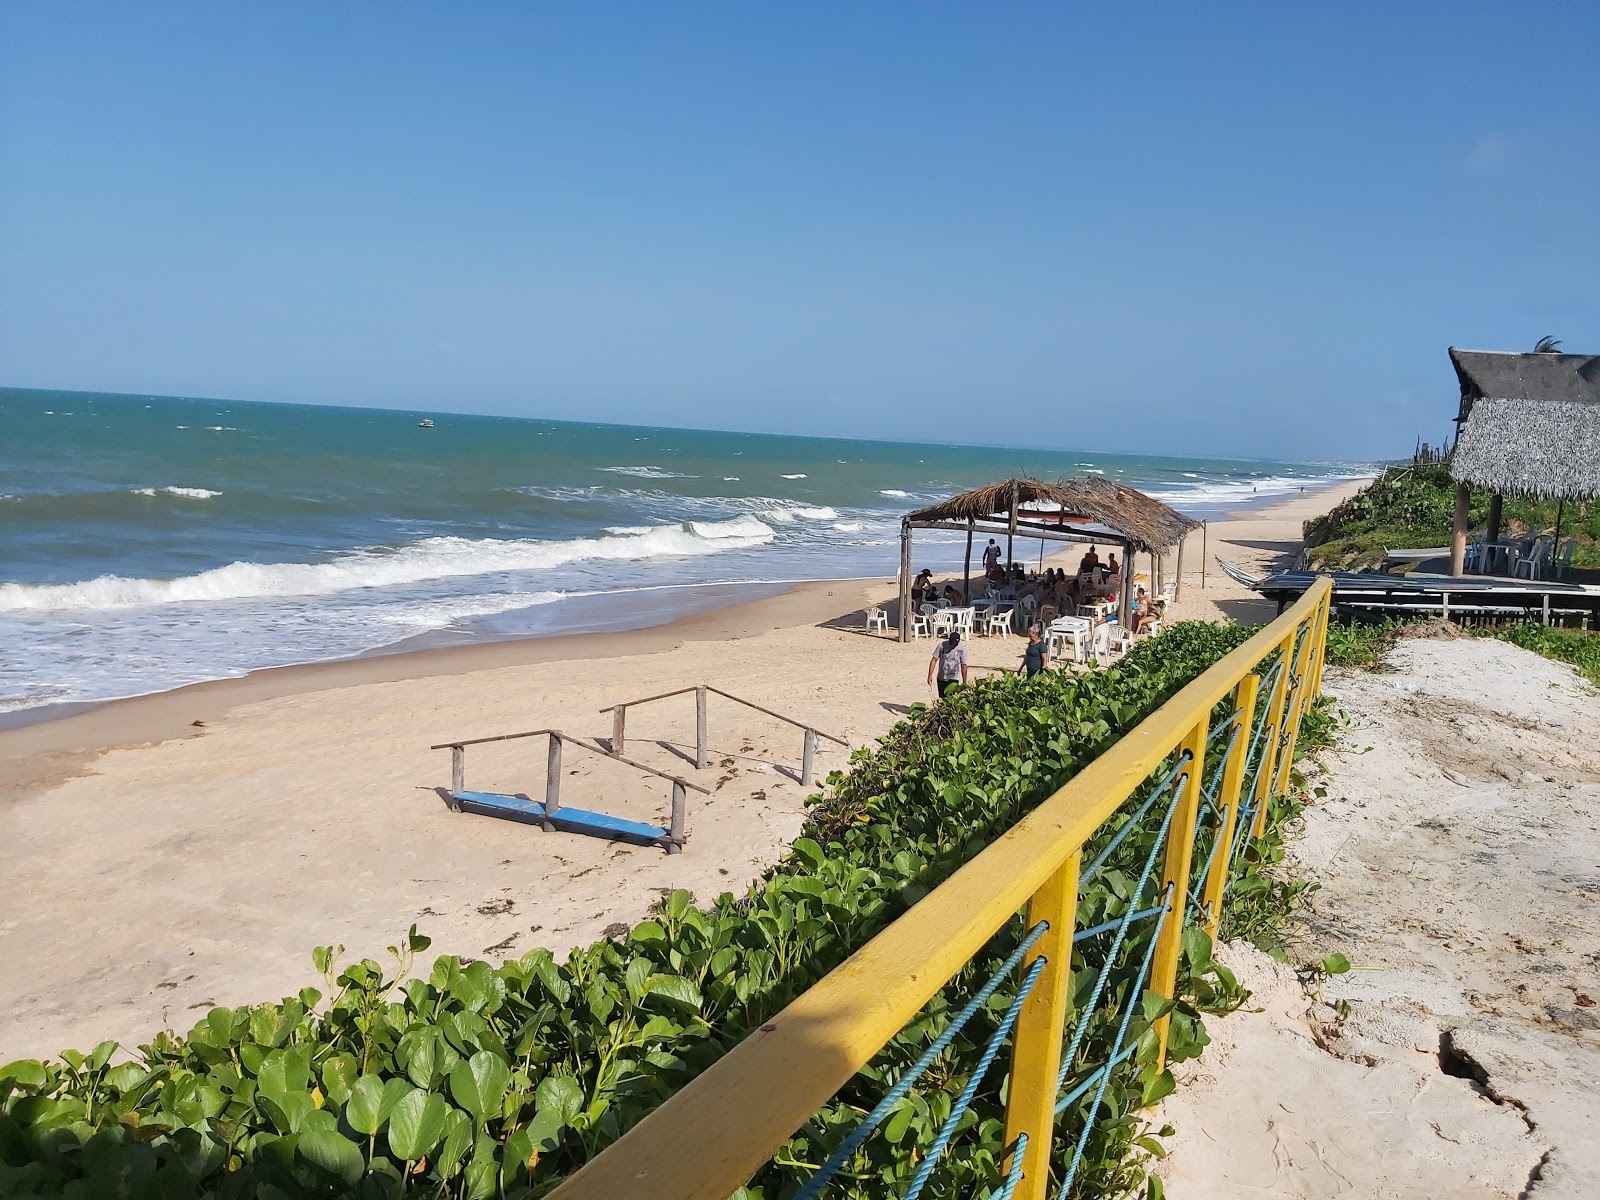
1154;635;1600;1198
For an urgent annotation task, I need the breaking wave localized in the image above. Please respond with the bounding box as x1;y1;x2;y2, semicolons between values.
0;516;776;613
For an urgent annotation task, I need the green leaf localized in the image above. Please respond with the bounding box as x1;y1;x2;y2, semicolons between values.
534;1074;584;1124
434;1108;473;1178
1140;1068;1177;1106
297;1127;365;1185
387;1089;451;1161
665;889;692;920
644;974;703;1013
345;1075;413;1137
0;1061;49;1091
449;1050;512;1124
523;1104;565;1154
1321;952;1352;975
320;1053;359;1105
629;920;667;946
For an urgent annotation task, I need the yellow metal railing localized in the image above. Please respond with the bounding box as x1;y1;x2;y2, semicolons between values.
549;579;1333;1200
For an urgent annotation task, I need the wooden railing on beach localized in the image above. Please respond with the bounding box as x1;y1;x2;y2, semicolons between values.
599;684;847;785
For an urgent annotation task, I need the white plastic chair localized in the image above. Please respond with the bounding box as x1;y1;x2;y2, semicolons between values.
912;603;938;639
1553;538;1578;580
952;606;977;635
865;606;889;634
984;605;1013;638
1514;536;1552;580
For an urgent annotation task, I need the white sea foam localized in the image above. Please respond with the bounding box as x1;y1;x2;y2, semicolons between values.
879;489;911;498
0;516;775;613
833;521;863;532
723;476;740;481
761;505;838;523
131;486;223;499
780;473;808;480
598;465;699;480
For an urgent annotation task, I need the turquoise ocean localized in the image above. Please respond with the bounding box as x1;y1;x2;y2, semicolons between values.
0;387;1375;718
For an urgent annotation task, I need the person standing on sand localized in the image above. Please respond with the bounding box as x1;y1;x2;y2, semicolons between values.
1018;626;1050;677
928;630;968;696
983;538;1001;574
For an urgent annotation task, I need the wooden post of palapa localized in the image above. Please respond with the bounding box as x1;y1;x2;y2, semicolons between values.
897;519;914;642
611;706;626;757
450;745;464;795
544;733;562;832
962;518;974;601
1450;482;1470;577
801;728;817;786
667;781;686;854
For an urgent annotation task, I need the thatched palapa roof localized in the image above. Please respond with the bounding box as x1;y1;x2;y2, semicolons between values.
905;475;1199;552
1449;348;1600;500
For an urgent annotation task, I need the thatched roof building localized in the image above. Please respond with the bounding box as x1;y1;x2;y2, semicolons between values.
906;475;1199;553
1449;348;1600;500
893;475;1199;638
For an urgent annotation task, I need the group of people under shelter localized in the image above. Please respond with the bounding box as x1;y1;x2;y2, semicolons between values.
920;538;1168;696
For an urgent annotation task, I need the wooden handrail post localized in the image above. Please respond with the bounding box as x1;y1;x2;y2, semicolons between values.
668;781;686;855
544;734;563;832
800;729;818;787
1001;852;1080;1200
451;746;464;794
1150;714;1209;1070
1249;630;1297;840
695;686;709;770
612;705;626;757
1202;674;1259;939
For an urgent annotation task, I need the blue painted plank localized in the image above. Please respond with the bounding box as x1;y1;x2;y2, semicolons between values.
451;792;669;846
550;807;669;844
453;791;547;825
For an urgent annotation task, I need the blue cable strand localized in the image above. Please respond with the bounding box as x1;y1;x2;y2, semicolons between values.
1072;905;1163;944
1054;1040;1139;1116
1080;751;1190;886
990;1133;1029;1200
902;955;1046;1200
1053;766;1189;1096
1056;889;1173;1199
793;921;1050;1200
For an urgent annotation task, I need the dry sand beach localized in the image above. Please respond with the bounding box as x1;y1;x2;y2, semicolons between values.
0;482;1362;1061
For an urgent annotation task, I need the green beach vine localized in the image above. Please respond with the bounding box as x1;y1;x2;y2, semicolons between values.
0;621;1319;1199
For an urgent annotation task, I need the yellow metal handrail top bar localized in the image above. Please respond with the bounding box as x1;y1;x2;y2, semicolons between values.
548;578;1331;1200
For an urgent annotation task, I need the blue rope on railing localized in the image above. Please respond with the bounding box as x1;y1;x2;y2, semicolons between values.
793;921;1050;1200
1081;751;1191;886
992;1133;1028;1200
1054;1039;1139;1117
1072;905;1164;944
901;955;1046;1200
1056;888;1173;1199
1053;764;1189;1097
1186;719;1244;918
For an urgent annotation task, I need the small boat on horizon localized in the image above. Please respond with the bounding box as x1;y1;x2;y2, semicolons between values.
418;418;435;428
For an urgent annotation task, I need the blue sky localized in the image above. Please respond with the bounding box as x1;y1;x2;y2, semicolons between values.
2;2;1595;460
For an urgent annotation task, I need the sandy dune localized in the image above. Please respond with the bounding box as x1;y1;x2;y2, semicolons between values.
1155;635;1600;1198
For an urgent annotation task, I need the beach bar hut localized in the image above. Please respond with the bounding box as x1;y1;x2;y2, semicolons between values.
896;476;1200;639
1447;348;1600;575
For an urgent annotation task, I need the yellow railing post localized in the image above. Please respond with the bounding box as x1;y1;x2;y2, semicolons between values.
1148;713;1209;1069
1272;606;1321;799
1001;853;1081;1200
1248;629;1296;841
1201;673;1259;940
1309;587;1332;697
